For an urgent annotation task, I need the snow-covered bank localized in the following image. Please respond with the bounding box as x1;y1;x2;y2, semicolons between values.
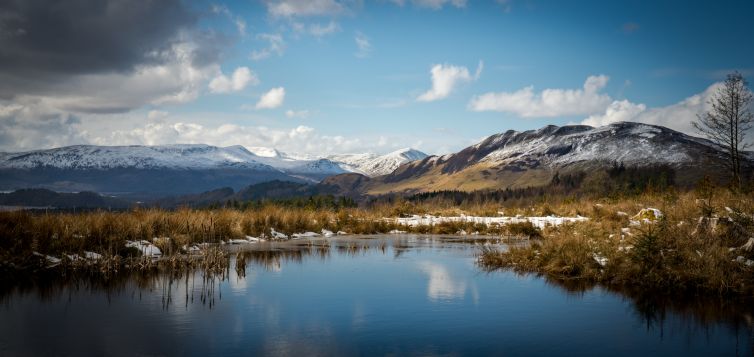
392;214;588;229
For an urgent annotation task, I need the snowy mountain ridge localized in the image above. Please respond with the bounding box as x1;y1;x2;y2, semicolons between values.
0;144;277;171
0;144;429;179
364;121;743;193
475;122;718;168
328;148;429;176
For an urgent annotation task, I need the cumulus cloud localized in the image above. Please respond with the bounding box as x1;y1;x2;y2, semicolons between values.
0;0;231;116
468;75;612;117
0;101;366;155
581;100;647;127
8;40;221;114
354;32;372;58
250;33;286;60
417;61;482;102
0;101;89;151
581;83;722;135
0;0;225;100
208;67;258;94
265;0;350;18
97;121;363;156
256;87;286;109
285;109;310;118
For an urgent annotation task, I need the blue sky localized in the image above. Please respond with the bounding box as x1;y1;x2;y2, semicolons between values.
0;0;752;155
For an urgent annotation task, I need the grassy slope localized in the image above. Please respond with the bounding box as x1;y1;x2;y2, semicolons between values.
365;163;555;194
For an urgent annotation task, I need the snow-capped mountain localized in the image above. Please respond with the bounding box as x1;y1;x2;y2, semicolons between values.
0;144;428;195
3;121;733;197
442;122;726;172
0;144;302;196
0;144;276;170
245;146;349;180
328;148;429;176
241;146;429;178
363;122;743;193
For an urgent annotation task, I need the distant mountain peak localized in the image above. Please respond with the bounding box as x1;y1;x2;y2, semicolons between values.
246;146;283;158
328;148;428;177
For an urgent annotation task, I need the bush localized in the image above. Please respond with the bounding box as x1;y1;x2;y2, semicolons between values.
506;222;542;238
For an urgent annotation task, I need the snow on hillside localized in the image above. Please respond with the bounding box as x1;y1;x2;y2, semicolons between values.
245;147;347;177
328;148;429;176
0;144;429;179
0;144;278;170
477;122;723;168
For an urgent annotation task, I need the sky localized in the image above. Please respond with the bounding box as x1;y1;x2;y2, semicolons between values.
0;0;752;156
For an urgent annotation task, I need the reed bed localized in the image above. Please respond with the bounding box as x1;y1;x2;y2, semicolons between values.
478;189;754;296
0;203;528;273
4;187;754;298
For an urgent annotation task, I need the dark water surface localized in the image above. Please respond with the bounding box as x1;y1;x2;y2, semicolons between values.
1;235;752;356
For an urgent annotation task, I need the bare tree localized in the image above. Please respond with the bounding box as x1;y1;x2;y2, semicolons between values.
693;71;753;188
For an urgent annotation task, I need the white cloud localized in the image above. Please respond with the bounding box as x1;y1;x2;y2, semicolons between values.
13;40;220;114
208;67;258;94
417;62;482;102
266;0;348;18
474;60;484;80
288;125;314;139
250;33;286;61
468;75;612;117
354;32;372;58
308;21;340;37
580;83;722;135
98;121;363;156
285;109;310;118
256;87;286;109
581;100;646;127
0;103;451;156
212;4;247;36
0;101;90;151
235;19;248;37
147;110;169;121
411;0;467;10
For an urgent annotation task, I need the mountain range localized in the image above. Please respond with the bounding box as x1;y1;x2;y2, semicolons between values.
359;122;740;194
0;122;746;206
0;144;427;196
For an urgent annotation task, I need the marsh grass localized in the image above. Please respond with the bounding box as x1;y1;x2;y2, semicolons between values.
0;203;513;273
5;187;754;297
479;190;754;296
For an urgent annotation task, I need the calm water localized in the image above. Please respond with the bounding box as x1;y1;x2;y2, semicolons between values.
1;235;752;356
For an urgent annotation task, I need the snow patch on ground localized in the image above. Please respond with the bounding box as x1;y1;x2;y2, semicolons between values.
125;240;162;257
393;214;588;229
